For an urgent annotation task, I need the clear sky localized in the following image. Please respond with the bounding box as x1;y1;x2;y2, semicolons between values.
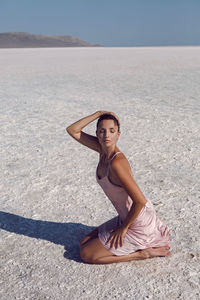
0;0;200;46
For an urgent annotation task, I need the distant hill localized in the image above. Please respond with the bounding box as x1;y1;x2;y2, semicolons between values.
0;32;102;48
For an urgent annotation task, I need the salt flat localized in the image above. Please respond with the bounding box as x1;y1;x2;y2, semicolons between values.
0;47;200;299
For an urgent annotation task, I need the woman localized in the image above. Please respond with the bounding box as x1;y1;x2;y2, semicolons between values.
66;111;170;264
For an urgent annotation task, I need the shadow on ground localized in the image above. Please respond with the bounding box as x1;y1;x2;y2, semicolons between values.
0;211;95;263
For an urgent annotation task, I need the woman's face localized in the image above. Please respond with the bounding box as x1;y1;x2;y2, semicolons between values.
96;119;120;148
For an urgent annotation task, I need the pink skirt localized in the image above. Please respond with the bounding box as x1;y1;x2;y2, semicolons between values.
98;200;170;256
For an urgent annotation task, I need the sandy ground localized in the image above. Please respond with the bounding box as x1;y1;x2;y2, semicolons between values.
0;47;200;299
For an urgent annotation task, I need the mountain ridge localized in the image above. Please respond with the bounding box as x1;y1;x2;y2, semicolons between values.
0;32;102;48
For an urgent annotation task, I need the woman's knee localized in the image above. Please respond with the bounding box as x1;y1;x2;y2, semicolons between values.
80;246;94;263
80;237;110;264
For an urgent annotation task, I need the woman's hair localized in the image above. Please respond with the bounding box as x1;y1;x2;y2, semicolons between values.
96;114;120;132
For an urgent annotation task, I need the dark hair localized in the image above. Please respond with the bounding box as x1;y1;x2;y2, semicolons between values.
96;114;120;132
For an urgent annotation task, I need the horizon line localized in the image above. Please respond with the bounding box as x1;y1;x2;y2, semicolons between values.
0;32;200;47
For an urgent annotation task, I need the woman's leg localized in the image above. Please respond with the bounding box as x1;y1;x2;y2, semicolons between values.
80;238;171;264
80;228;99;248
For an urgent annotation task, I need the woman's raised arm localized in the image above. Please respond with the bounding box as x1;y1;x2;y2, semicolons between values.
66;111;106;152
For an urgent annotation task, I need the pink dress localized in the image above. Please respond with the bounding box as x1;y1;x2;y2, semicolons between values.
97;152;170;256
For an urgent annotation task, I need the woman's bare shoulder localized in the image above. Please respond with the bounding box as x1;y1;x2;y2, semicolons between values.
110;153;134;185
111;153;132;172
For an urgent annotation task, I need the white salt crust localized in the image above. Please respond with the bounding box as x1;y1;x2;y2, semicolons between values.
0;47;200;300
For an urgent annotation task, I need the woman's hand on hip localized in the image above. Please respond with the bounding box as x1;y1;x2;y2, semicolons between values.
106;225;128;249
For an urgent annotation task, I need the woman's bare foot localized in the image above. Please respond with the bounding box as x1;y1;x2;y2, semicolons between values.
141;246;171;259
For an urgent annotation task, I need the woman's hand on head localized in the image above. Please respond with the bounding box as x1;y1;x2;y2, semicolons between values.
98;110;112;115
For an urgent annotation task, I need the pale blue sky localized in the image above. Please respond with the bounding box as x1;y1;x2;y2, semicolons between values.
0;0;200;46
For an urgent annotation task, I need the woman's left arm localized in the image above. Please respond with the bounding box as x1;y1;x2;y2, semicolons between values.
106;157;147;249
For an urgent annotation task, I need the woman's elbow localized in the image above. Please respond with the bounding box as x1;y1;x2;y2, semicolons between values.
136;200;147;209
66;126;72;135
66;127;79;139
140;198;147;207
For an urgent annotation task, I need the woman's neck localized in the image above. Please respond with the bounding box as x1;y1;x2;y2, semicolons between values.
101;146;119;160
